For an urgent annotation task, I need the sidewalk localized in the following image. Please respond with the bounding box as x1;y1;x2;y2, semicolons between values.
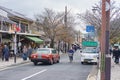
0;57;30;70
87;57;120;80
111;58;120;80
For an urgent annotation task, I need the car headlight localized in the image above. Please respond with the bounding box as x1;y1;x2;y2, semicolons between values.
93;55;98;58
81;54;85;57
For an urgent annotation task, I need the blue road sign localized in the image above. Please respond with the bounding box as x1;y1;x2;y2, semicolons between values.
86;25;95;32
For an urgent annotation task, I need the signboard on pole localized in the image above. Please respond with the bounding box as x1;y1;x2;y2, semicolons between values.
86;25;95;32
82;41;98;47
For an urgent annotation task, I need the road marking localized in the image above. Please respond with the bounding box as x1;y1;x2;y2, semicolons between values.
21;69;47;80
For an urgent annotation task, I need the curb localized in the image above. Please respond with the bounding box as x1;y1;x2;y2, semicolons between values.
8;60;30;67
87;65;98;80
0;60;30;70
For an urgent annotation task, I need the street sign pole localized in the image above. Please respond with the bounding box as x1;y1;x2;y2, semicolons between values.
14;31;17;63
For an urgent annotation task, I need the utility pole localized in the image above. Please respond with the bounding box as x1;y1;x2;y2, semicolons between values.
64;6;67;53
65;6;67;28
101;0;111;80
105;0;111;80
14;31;17;63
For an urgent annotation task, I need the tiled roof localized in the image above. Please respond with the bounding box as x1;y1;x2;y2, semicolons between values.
0;6;33;22
0;15;16;24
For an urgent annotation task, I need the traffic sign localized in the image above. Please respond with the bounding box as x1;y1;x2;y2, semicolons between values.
86;25;95;32
82;41;98;47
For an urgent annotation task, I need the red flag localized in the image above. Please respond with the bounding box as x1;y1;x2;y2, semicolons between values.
13;24;21;32
16;26;21;32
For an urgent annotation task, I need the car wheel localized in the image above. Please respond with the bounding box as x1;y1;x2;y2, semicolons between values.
53;58;56;64
49;59;53;65
34;62;38;65
81;62;84;64
94;62;97;65
57;57;60;63
57;59;60;63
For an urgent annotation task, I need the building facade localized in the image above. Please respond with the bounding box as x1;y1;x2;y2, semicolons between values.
0;6;43;57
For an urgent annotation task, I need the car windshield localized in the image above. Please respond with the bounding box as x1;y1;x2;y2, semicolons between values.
82;48;97;53
35;48;50;54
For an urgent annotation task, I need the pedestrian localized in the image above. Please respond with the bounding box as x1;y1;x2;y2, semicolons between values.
27;46;33;59
22;45;28;60
0;43;4;61
3;45;9;61
109;45;113;55
67;47;74;62
1;43;4;61
110;48;112;55
112;46;120;64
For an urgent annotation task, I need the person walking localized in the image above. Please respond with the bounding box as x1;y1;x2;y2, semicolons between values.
1;43;4;61
3;45;9;61
67;47;74;63
27;46;33;59
112;46;120;64
22;45;28;60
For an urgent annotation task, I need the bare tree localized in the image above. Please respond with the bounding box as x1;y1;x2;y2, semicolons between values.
35;8;64;48
77;0;120;43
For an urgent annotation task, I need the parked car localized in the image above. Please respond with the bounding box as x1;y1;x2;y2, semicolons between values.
30;48;60;65
80;48;99;64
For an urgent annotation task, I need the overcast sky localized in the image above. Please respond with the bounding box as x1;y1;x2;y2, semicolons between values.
0;0;120;32
0;0;101;18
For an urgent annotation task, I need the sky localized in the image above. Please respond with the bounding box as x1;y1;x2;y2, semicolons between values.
0;0;120;32
0;0;101;18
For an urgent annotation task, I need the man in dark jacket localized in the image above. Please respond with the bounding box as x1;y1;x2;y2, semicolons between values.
113;46;120;64
67;48;74;62
3;45;9;61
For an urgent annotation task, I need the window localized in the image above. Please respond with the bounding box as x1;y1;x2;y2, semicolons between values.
52;50;56;54
21;23;28;33
2;22;9;31
36;49;50;54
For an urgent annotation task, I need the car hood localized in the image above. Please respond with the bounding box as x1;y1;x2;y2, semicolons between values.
81;53;98;56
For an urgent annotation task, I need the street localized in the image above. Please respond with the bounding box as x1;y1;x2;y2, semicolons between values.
0;50;93;80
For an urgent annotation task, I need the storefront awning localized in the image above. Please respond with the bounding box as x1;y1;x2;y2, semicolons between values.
26;36;43;44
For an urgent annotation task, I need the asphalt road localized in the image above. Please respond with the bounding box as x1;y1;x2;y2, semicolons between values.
0;50;93;80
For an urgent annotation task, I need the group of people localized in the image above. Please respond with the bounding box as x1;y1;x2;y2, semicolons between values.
22;45;33;61
0;44;33;61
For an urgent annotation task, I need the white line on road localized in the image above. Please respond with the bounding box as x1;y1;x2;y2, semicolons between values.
21;69;47;80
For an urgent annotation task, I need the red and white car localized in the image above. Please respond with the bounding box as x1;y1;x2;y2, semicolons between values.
30;48;60;65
